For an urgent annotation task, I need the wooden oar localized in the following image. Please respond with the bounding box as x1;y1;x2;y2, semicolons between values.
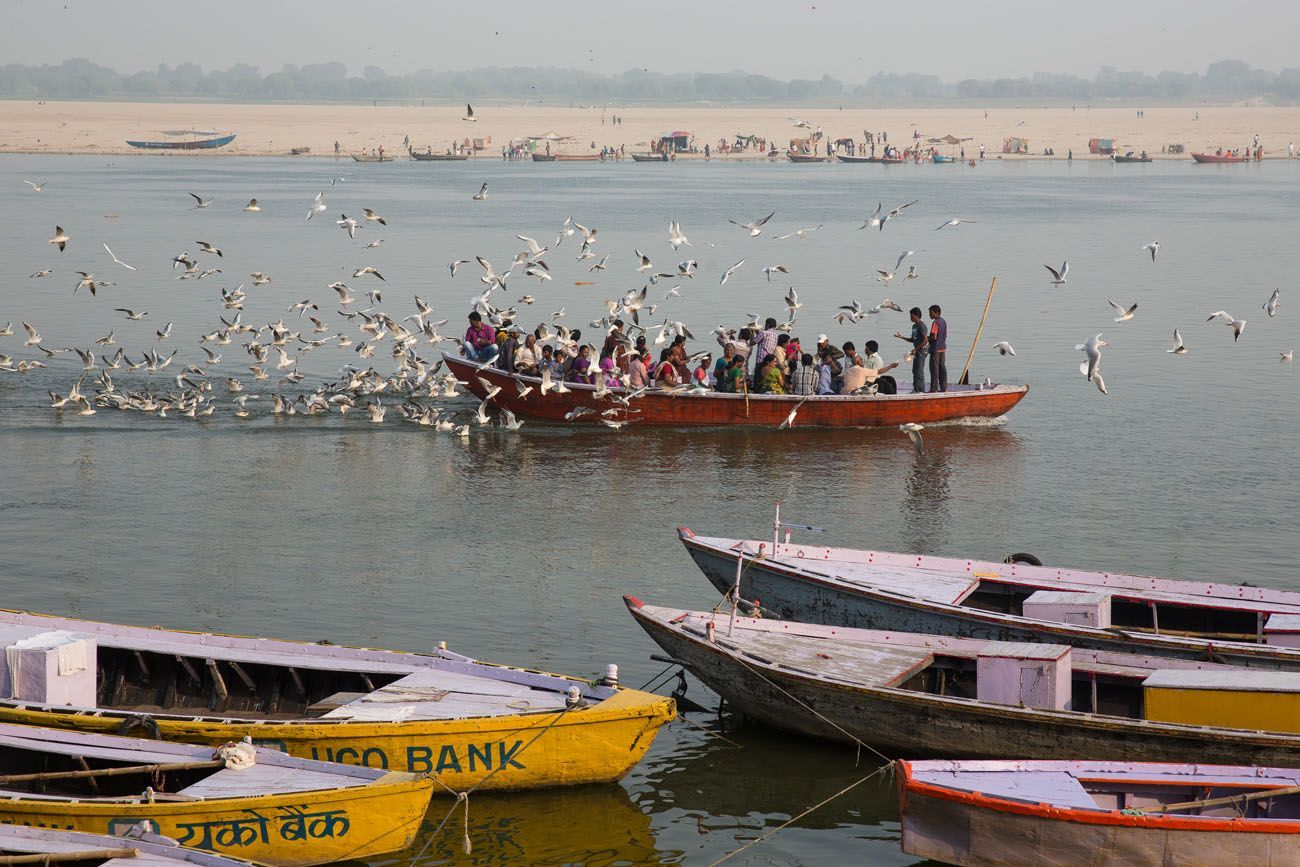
957;276;997;386
0;851;138;864
1157;782;1300;813
0;759;222;785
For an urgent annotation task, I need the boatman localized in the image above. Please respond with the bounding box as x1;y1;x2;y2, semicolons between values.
894;308;928;394
927;305;948;393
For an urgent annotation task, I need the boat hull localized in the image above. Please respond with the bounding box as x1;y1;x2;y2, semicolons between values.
1112;156;1152;163
0;687;671;793
444;354;1027;428
627;601;1300;765
409;150;468;161
679;531;1300;670
900;764;1300;867
631;153;668;162
1191;153;1248;163
351;154;394;162
0;825;262;866
0;773;430;867
836;155;883;163
126;134;235;150
787;154;829;163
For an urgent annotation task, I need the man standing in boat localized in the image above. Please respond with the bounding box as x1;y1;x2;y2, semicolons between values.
927;305;948;393
895;308;928;394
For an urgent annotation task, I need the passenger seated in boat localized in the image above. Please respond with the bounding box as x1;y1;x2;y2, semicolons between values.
668;335;690;379
655;349;682;388
599;356;620;387
514;333;541;376
791;353;819;395
569;345;595;384
627;348;649;389
815;350;837;395
603;320;625;358
717;355;746;393
549;347;567;380
713;344;736;385
692;357;711;387
755;354;786;394
840;354;900;395
539;344;559;378
464;311;497;363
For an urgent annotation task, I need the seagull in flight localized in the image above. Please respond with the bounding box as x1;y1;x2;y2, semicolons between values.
23;180;46;192
935;218;976;230
667;221;692;249
789;117;812;129
462;103;476;122
49;226;69;252
1264;288;1281;318
307;191;326;220
337;214;360;239
189;193;213;208
762;264;789;281
472;182;489;201
362;208;387;226
1044;261;1069;285
114;308;148;320
1168;328;1188;354
1107;299;1138;323
719;259;746;285
1143;241;1160;262
993;342;1016;356
196;240;223;257
900;423;925;454
775;225;823;240
102;243;136;271
1207;310;1246;342
243;198;260;212
778;398;809;430
729;211;774;237
1076;333;1107;381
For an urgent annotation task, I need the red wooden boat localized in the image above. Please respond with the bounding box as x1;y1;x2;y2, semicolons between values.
787;153;829;163
442;353;1028;428
1191;152;1249;163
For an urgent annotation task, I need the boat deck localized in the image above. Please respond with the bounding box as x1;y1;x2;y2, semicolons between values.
702;536;1300;615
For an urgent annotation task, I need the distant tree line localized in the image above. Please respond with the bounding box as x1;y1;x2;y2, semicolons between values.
3;58;1299;104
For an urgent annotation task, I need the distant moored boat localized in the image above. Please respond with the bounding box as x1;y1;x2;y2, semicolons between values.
125;131;235;150
1191;152;1249;163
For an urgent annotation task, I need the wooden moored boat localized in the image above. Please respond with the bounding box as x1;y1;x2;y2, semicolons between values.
631;152;668;162
678;527;1300;669
625;597;1300;765
531;153;557;161
126;133;235;151
836;154;884;163
350;152;394;163
0;723;430;866
443;353;1027;428
787;153;829;163
1191;152;1249;163
1112;153;1152;163
0;824;262;867
408;148;468;161
931;154;957;163
288;147;310;156
554;153;602;161
900;759;1300;866
0;610;674;792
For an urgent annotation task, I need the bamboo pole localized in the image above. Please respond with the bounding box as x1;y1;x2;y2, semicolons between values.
0;851;139;865
1158;782;1300;813
0;759;223;785
958;277;998;386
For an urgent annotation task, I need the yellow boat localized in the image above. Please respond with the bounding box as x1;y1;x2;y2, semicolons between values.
0;610;675;792
0;722;431;866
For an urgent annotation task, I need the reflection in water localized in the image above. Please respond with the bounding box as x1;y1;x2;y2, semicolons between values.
394;784;669;866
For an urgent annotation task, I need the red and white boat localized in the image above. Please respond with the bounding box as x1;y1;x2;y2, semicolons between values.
901;759;1300;866
1191;152;1250;163
442;352;1028;428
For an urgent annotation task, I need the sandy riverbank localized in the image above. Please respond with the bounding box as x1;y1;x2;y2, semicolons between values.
1;100;1299;160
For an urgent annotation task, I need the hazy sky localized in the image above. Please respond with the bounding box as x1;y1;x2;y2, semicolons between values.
5;0;1298;82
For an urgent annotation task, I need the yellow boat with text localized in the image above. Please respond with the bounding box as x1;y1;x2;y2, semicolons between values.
0;723;430;866
0;610;674;792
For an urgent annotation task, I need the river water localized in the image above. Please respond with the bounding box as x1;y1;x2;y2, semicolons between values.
1;152;1298;864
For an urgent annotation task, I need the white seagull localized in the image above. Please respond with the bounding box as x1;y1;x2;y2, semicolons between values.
49;226;69;252
24;180;46;192
935;218;976;230
1264;289;1281;318
1207;311;1247;342
719;259;747;285
1044;261;1069;285
900;422;925;453
307;191;326;220
993;342;1016;356
1167;329;1188;354
1076;333;1107;381
1143;241;1160;262
102;243;136;271
729;211;774;237
1107;299;1138;323
472;182;489;201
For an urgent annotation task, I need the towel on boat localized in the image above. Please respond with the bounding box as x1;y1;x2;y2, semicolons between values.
214;740;257;770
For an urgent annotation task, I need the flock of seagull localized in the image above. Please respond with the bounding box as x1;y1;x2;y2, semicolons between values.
2;167;1290;450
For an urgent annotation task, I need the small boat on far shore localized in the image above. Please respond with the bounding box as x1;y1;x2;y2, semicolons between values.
836;154;883;164
126;132;235;151
554;153;603;161
1112;153;1152;163
900;759;1300;866
409;148;469;161
932;154;957;163
787;153;829;163
351;152;394;163
1191;152;1249;163
631;152;669;162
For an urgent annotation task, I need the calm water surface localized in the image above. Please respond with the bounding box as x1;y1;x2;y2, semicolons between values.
1;153;1299;864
